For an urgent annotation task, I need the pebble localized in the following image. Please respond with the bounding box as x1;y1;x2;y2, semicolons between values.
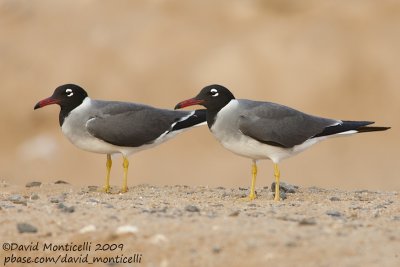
30;194;40;200
285;241;297;247
271;182;299;194
149;234;169;245
25;181;42;188
298;218;317;226
329;196;341;201
115;225;139;235
229;210;240;217
54;180;69;184
308;186;326;193
17;223;38;233
185;205;200;212
212;246;222;254
49;194;66;203
79;224;96;234
326;210;342;217
276;215;294;222
57;203;75;213
143;207;168;214
246;212;265;217
88;186;98;192
8;195;27;206
357;195;371;202
354;189;369;193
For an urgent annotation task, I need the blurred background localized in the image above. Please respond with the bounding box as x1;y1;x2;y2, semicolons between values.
0;0;398;191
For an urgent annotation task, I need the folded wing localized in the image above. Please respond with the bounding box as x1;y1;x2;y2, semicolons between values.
238;100;339;148
86;101;194;147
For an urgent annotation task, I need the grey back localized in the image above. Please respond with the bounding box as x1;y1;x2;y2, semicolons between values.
86;100;192;147
238;100;339;148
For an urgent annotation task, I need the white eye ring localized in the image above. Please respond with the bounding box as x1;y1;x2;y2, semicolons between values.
210;88;219;97
66;89;74;97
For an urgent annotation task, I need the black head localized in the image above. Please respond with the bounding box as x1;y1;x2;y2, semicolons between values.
34;84;89;125
175;84;235;128
175;84;235;112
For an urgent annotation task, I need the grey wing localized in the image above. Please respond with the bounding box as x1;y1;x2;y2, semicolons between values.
86;102;188;147
238;101;339;148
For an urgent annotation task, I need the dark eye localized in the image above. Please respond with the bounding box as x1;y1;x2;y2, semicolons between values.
65;89;74;97
210;88;219;97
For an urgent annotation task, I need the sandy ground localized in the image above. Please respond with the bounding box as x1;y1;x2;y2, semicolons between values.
1;180;399;267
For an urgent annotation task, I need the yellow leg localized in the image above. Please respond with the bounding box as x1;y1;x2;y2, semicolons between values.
274;163;280;201
121;156;129;193
248;160;258;200
240;160;257;201
103;154;112;193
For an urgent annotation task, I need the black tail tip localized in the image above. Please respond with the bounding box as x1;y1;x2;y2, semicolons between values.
358;126;391;133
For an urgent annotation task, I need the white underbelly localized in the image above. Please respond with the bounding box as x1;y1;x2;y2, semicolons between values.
63;130;123;154
62;123;182;157
217;134;326;163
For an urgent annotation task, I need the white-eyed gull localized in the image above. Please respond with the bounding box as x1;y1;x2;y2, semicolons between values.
175;84;390;201
34;84;206;193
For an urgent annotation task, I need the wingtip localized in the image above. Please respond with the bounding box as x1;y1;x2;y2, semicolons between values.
357;126;391;133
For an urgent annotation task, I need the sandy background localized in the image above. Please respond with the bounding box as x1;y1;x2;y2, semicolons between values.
1;182;399;267
1;0;399;191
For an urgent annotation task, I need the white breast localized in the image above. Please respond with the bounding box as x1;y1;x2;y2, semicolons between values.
61;98;118;154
